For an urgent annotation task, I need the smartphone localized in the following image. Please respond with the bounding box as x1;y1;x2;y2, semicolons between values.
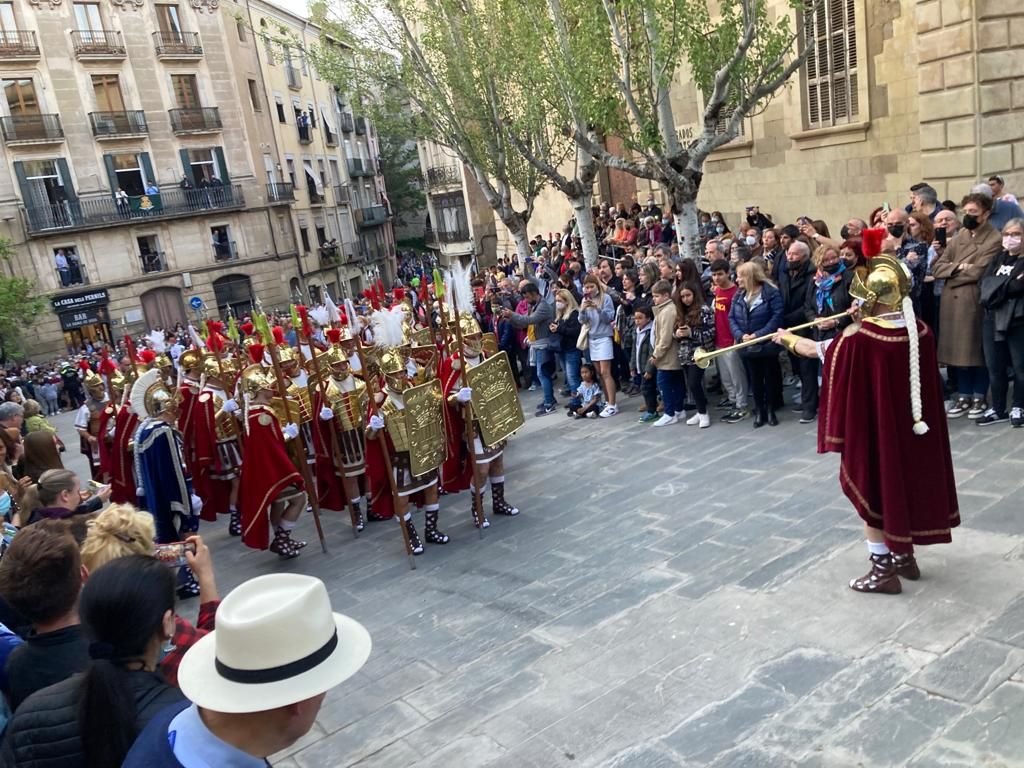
936;227;947;247
154;541;197;568
882;202;891;214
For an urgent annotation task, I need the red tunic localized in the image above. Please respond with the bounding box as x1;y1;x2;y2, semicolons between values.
97;404;117;483
238;404;304;550
437;353;473;493
109;405;138;504
818;319;959;553
188;394;232;521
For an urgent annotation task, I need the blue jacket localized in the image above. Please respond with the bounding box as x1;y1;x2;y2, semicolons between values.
122;701;190;768
728;283;784;341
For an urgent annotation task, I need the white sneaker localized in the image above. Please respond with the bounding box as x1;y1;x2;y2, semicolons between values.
599;404;619;418
685;413;700;426
699;413;711;429
653;413;678;427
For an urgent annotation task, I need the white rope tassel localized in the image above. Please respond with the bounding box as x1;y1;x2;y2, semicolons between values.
903;296;929;436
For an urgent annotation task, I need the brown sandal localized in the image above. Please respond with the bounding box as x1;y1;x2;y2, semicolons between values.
849;554;902;595
892;553;920;581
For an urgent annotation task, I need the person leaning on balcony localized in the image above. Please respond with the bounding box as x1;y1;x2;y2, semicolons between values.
54;250;70;288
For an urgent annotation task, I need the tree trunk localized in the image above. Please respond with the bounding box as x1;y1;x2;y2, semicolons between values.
572;193;599;269
674;198;701;262
505;217;531;268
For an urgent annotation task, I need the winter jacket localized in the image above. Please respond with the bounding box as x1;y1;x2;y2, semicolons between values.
633;323;654;376
507;297;555;348
676;304;716;365
579;293;616;340
551;310;582;352
728;283;784;354
650;301;681;370
0;670;185;768
981;250;1024;340
778;260;814;330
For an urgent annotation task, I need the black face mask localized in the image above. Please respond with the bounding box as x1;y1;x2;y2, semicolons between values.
824;262;842;274
963;213;981;230
840;226;849;240
887;224;906;239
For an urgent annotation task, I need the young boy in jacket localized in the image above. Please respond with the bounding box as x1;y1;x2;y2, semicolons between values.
649;280;683;426
633;306;659;422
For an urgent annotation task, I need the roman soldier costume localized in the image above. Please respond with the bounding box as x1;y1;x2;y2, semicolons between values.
74;361;107;480
192;353;243;534
778;240;959;595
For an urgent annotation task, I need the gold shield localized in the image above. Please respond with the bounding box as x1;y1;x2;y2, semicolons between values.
403;378;448;477
480;332;498;356
465;351;525;445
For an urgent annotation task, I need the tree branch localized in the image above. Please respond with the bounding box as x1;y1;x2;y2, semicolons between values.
601;0;648;131
573;127;657;180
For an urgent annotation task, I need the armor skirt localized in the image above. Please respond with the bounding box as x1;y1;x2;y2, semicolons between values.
392;451;437;497
336;427;367;477
212;439;242;480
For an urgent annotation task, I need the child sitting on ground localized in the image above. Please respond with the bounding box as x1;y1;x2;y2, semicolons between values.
567;363;603;419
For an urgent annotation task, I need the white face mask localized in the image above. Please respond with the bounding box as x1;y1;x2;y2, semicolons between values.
555;301;566;310
745;235;757;247
1003;235;1022;252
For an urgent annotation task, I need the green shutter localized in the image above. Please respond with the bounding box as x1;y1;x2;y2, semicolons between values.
12;161;30;203
55;158;77;202
102;154;118;195
213;147;230;184
140;153;155;188
179;148;195;186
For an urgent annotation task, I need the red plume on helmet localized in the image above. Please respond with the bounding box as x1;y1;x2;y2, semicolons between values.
99;357;119;376
78;359;91;372
393;287;405;303
207;332;225;353
296;304;313;338
861;228;886;259
138;349;157;365
271;326;286;345
205;320;224;336
247;343;265;364
240;321;255;337
376;279;386;306
362;288;380;311
325;328;342;345
338;310;348;327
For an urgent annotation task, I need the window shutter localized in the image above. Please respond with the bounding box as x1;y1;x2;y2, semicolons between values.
213;147;230;184
179;148;195;186
802;0;858;128
55;158;77;202
102;154;118;194
12;161;30;203
140;153;155;188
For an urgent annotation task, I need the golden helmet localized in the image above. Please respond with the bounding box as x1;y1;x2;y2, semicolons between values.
154;353;172;370
240;364;275;398
448;311;481;337
850;254;911;311
320;346;349;368
129;368;180;418
83;368;106;399
108;369;126;394
201;353;222;378
277;345;298;364
178;348;203;372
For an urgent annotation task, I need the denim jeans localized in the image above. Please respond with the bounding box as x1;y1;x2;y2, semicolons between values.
656;369;685;416
950;365;989;398
560;348;582;392
534;346;556;406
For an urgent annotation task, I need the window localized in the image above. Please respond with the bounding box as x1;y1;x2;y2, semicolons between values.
211;226;235;261
275;95;286;124
317;158;327;189
329;159;340;185
300;53;308;75
285;156;296;186
0;3;18;39
187;148;223;184
436;192;468;235
247;79;261;111
138;235;163;273
23;159;66;205
92;74;124;112
155;4;183;38
4;78;38;114
236;19;246;42
315;225;326;244
110;153;148;196
299;226;310;253
74;2;103;32
171;74;200;109
801;0;859;128
307;103;316;129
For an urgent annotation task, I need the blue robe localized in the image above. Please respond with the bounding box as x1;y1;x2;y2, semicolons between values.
133;417;196;543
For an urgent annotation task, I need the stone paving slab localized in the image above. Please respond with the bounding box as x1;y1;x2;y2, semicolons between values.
43;389;1024;767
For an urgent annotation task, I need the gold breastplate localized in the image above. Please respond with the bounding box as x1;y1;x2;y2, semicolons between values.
285;380;313;422
202;389;235;441
270;396;301;427
327;375;367;431
379;397;409;453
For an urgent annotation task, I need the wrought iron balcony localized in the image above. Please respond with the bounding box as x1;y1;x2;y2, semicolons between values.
354;116;366;134
153;31;203;59
89;110;148;138
437;226;471;243
355;205;388;230
333;184;350;205
139;251;167;274
1;114;64;144
213;239;238;262
22;184;245;237
325;128;338;147
426;165;461;189
424;228;439;247
340;112;354;133
297;126;312;144
71;30;126;59
267;181;295;204
169;107;222;134
0;31;40;60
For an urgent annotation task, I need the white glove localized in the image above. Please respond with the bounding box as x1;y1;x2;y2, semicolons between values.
368;414;385;431
283;422;299;440
455;386;473;403
319;406;334;421
221;398;239;414
190;494;203;517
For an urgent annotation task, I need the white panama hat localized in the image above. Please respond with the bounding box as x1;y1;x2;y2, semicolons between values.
177;573;370;713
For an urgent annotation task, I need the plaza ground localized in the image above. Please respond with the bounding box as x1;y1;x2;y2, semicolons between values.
51;395;1024;767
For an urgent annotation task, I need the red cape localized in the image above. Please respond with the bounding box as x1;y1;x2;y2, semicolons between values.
109;406;138;504
189;393;233;520
437;353;474;493
97;404;117;483
311;390;347;512
818;319;959;552
238;404;304;550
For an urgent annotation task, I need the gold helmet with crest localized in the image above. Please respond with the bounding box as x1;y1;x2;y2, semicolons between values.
849;254;911;313
129;368;180;418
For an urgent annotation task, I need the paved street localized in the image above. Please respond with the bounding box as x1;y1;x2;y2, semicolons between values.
49;395;1024;767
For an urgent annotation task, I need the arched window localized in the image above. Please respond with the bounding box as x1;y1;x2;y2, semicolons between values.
213;274;253;319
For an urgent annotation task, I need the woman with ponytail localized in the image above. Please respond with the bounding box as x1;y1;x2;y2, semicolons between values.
1;555;185;767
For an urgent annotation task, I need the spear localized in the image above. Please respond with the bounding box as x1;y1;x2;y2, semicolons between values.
261;315;328;554
298;306;360;538
204;320;245;457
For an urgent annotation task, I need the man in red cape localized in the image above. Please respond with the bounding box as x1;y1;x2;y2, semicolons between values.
109;393;139;504
237;366;307;558
191;351;242;534
777;246;959;594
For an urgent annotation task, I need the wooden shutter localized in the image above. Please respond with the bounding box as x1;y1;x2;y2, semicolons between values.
213;147;229;184
179;148;195;186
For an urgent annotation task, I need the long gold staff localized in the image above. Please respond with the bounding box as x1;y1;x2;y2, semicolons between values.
257;310;328;554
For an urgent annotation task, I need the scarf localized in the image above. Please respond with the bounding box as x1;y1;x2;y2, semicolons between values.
814;262;847;314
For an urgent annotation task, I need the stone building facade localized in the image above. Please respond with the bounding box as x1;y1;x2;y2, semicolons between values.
1;0;395;360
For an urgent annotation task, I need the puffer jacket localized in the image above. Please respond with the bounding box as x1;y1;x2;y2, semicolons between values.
0;670;185;768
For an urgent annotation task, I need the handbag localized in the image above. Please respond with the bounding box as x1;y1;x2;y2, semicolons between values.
576;322;590;352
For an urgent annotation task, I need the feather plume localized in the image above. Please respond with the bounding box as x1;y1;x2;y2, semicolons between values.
240;321;255;337
862;228;886;259
393;287;405;303
309;305;329;327
188;325;206;349
271;326;286;346
144;330;166;354
344;299;359;334
138;349;157;365
78;359;91;372
370;306;406;348
99;357;119;376
205;320;224;336
296;305;313;339
447;260;474;314
362;288;380;311
290;305;302;335
207;332;225;353
247;343;265;364
432;268;445;298
325;328;342;345
324;293;341;324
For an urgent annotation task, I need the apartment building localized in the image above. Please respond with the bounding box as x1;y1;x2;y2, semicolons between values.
0;0;396;359
245;0;396;303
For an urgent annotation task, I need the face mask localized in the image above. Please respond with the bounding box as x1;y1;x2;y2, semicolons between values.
711;216;719;223
887;223;905;238
745;235;756;247
555;301;566;310
716;226;725;234
963;213;981;230
824;262;842;274
1003;235;1022;252
662;218;669;225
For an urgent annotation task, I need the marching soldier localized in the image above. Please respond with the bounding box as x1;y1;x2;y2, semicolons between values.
74;360;108;480
192;353;243;535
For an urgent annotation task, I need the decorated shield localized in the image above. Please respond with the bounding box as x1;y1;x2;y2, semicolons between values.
403;378;448;477
464;351;525;445
480;332;498;356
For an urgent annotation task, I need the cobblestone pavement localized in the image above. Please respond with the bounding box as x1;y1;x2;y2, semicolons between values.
49;392;1024;767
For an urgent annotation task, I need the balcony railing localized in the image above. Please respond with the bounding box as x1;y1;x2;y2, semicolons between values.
426;165;461;189
213;239;238;262
0;31;40;59
307;184;325;205
297;126;312;144
424;228;438;247
318;244;341;265
22;184;245;236
89;110;148;138
356;205;388;229
71;30;126;58
267;182;295;204
340;112;354;133
1;114;63;144
169;107;222;133
333;184;350;205
354;116;366;134
140;251;167;274
346;158;364;176
438;226;471;243
285;65;301;89
153;31;203;58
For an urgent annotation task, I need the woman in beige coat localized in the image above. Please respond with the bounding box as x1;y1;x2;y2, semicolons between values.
931;192;1002;418
649;279;682;426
